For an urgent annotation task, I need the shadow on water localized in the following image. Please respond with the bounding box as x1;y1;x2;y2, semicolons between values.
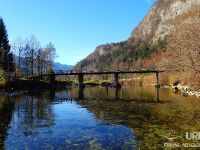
0;97;15;149
0;86;200;149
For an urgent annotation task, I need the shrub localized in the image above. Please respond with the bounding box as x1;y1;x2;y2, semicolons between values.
0;68;5;85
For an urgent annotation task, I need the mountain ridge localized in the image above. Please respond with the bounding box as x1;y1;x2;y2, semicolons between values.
53;62;73;71
75;0;200;71
14;55;73;71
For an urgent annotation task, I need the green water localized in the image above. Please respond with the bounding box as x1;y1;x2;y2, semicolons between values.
0;86;200;150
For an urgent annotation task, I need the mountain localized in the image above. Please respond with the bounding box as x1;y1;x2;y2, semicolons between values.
14;56;73;71
74;0;200;71
53;62;73;71
131;0;200;43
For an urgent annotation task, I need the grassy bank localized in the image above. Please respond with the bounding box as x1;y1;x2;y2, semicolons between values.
1;72;199;97
120;72;200;98
0;78;74;91
120;72;198;87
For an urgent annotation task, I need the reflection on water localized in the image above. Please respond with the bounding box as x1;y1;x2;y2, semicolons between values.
0;86;200;149
0;97;15;149
72;86;161;102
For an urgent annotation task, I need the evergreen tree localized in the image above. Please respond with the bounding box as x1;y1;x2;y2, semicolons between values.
0;17;15;72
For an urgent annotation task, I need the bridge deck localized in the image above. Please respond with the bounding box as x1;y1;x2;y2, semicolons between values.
52;70;164;76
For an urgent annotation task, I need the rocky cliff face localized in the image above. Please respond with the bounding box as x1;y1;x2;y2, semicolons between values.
75;0;200;70
131;0;200;43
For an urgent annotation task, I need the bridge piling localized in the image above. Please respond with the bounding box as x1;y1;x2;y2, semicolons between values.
48;69;164;88
50;72;56;83
113;73;121;87
78;73;84;87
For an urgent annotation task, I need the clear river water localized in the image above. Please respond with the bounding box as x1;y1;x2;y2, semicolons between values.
0;86;200;150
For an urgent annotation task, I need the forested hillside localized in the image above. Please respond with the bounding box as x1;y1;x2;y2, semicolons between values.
75;0;199;72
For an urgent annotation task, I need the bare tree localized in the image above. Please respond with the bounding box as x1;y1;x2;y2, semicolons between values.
11;35;57;77
11;37;25;76
44;42;56;72
160;7;200;75
158;7;200;89
26;35;40;76
165;22;200;74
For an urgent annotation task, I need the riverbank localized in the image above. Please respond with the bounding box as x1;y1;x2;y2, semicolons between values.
120;73;200;98
0;78;74;92
63;78;200;99
0;78;116;93
1;73;199;98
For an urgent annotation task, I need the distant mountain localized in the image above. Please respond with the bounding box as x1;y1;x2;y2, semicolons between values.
14;56;73;71
53;62;73;71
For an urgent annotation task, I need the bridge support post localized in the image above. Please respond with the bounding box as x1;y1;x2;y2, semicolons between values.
113;73;121;87
156;86;160;101
78;73;84;87
50;72;56;83
155;72;160;88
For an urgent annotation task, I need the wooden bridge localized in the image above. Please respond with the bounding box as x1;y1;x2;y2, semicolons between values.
46;69;166;87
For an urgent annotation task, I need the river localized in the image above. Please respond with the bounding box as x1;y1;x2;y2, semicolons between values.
0;86;200;149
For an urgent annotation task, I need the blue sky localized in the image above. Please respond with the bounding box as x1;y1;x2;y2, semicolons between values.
0;0;155;65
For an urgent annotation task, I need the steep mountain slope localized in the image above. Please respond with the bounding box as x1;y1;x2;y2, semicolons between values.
75;0;200;71
131;0;200;43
